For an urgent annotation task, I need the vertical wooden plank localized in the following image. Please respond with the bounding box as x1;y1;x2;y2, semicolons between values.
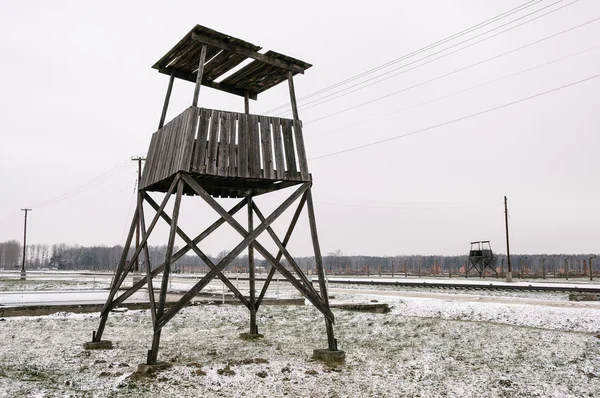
207;110;220;175
165;116;183;178
281;119;297;177
174;111;189;172
247;114;260;179
181;107;198;173
259;116;274;179
272;118;286;179
161;122;177;180
193;108;210;173
238;113;249;178
228;114;237;177
140;132;158;188
292;121;309;180
217;112;230;177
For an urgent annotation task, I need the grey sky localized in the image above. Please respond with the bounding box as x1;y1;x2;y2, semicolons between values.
0;0;598;257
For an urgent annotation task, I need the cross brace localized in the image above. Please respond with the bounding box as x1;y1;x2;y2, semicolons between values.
92;171;337;364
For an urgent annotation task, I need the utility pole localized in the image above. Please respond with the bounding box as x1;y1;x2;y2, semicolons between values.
131;157;145;275
504;196;512;282
21;208;32;280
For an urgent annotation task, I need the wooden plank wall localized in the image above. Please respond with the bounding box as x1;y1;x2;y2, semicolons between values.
190;108;309;181
140;107;195;189
141;107;309;189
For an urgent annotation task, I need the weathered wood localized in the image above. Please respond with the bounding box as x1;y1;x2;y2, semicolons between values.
217;112;230;177
238;114;249;178
108;176;180;303
193;108;210;172
305;188;338;351
158;66;257;99
143;194;251;309
228;114;237;177
252;201;319;299
180;107;197;173
191;33;307;74
259;116;274;179
287;71;309;180
206;110;220;175
94;205;138;341
247;115;260;179
192;45;208;107
248;196;257;334
138;192;157;325
281;119;297;176
179;176;333;321
110;198;248;309
244;92;250;114
256;194;306;309
158;176;311;329
151;178;184;364
158;69;175;129
140;133;158;188
271;118;285;179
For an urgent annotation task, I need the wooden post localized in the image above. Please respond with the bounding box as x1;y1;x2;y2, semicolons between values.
158;69;175;129
20;208;31;279
192;45;208;107
306;188;337;351
287;71;309;180
150;177;184;364
504;196;512;282
244;92;250;114
248;196;258;334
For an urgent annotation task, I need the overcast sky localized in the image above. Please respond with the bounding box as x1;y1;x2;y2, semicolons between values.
0;0;599;257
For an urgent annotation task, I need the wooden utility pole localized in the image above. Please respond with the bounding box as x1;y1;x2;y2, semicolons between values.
20;208;31;280
504;196;512;282
132;157;145;273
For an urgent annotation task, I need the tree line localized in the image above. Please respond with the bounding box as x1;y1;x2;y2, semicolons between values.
0;240;597;277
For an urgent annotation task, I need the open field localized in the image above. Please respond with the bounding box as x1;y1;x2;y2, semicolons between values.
1;274;600;397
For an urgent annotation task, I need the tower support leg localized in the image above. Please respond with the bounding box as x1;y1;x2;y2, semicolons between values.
247;196;259;335
148;179;184;364
305;188;341;356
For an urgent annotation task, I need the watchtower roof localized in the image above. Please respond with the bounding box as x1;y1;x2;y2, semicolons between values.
153;25;312;99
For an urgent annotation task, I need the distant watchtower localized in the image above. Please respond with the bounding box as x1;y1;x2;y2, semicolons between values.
467;241;498;277
88;25;343;365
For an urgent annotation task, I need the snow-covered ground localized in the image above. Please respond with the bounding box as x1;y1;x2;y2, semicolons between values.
1;285;599;397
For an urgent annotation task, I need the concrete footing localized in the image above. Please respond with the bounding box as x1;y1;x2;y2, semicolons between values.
83;340;113;350
239;332;264;340
20;270;26;280
137;362;172;374
312;349;346;363
506;271;513;283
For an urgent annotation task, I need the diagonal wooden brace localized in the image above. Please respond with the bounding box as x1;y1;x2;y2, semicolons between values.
181;174;334;322
256;195;307;309
108;198;247;310
138;190;157;325
101;175;180;316
156;176;309;329
144;193;251;309
252;201;320;300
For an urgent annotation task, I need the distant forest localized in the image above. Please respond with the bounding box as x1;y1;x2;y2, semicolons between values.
0;240;597;278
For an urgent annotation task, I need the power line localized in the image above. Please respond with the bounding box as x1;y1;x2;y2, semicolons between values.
307;44;600;140
31;160;132;209
263;0;543;115
309;72;600;160
301;0;584;123
315;199;498;210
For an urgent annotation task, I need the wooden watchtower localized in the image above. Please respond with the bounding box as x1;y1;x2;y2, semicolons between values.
88;25;343;365
467;241;498;277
